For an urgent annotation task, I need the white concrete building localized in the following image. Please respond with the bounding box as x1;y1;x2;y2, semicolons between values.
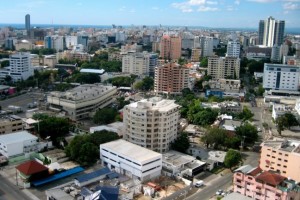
65;36;78;49
47;84;117;120
162;150;206;177
208;56;240;79
44;35;64;52
226;40;240;58
100;139;162;182
122;52;150;76
272;103;295;120
123;97;180;153
0;131;38;158
0;52;34;82
263;63;300;91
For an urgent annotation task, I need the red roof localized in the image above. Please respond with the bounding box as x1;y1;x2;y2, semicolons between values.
16;160;48;175
255;171;286;186
247;167;262;177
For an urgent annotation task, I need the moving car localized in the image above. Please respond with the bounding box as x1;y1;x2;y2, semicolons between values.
194;180;204;187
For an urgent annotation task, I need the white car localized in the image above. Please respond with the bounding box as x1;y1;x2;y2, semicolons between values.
216;189;226;196
194;180;204;187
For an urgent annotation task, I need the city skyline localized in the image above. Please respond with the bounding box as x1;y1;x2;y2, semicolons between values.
0;0;299;28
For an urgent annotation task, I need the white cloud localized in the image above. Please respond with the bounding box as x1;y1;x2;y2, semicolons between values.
283;2;300;9
197;6;219;11
207;1;218;5
152;7;160;10
129;9;136;13
172;0;221;12
227;5;234;10
247;0;277;3
234;0;240;5
118;6;126;12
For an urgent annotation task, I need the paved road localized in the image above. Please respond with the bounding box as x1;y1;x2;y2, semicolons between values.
186;151;260;200
0;92;44;111
0;175;32;200
187;173;232;200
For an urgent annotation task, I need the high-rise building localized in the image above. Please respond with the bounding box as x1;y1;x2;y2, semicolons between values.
122;52;150;76
207;56;240;79
154;62;190;95
0;53;34;82
44;35;65;51
191;48;201;62
258;16;285;47
25;14;30;32
226;40;240;58
160;35;182;60
262;63;300;91
201;37;214;57
123;97;180;153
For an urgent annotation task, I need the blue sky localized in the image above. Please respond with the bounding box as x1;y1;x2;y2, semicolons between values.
0;0;299;28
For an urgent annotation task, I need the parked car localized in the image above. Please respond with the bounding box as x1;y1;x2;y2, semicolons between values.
216;189;226;196
194;180;204;187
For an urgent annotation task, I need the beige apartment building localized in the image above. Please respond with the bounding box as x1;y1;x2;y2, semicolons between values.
122;52;150;76
47;84;117;120
208;56;240;79
160;35;182;60
191;48;201;62
0;115;23;134
154;62;190;95
123;97;180;153
260;140;300;182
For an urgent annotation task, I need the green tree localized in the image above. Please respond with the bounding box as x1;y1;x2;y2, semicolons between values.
133;76;154;91
200;57;208;67
78;142;99;166
192;108;219;126
238;106;254;121
275;113;298;135
0;60;9;67
224;149;242;170
93;108;118;125
283;113;299;129
201;128;227;149
71;73;101;84
235;123;258;146
33;115;70;146
171;132;190;153
89;130;120;146
256;85;265;96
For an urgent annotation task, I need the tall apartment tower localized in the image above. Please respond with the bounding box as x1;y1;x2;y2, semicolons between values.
123;97;180;153
154;62;190;95
9;53;33;82
258;16;285;47
226;40;240;58
208;56;240;79
25;14;30;32
122;52;150;76
160;35;182;60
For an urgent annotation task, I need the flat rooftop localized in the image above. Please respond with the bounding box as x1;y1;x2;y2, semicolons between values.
163;150;198;167
0;131;37;144
262;140;300;153
128;97;180;112
100;139;161;163
49;84;116;101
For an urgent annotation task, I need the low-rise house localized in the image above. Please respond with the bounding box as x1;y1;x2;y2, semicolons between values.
16;160;49;188
220;119;242;132
100;139;162;182
272;103;296;120
162;150;206;179
0;115;23;134
233;165;300;200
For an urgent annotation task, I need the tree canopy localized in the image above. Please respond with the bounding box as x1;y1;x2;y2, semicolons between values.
134;77;154;91
32;114;70;146
235;122;258;146
224;149;242;170
171;132;190;153
65;130;119;166
93;108;119;125
237;106;254;121
276;113;299;135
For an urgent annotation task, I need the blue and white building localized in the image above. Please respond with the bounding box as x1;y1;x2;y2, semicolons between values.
263;63;300;91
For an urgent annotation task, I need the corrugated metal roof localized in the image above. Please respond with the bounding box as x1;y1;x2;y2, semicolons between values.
95;186;119;200
32;166;84;186
75;167;110;183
